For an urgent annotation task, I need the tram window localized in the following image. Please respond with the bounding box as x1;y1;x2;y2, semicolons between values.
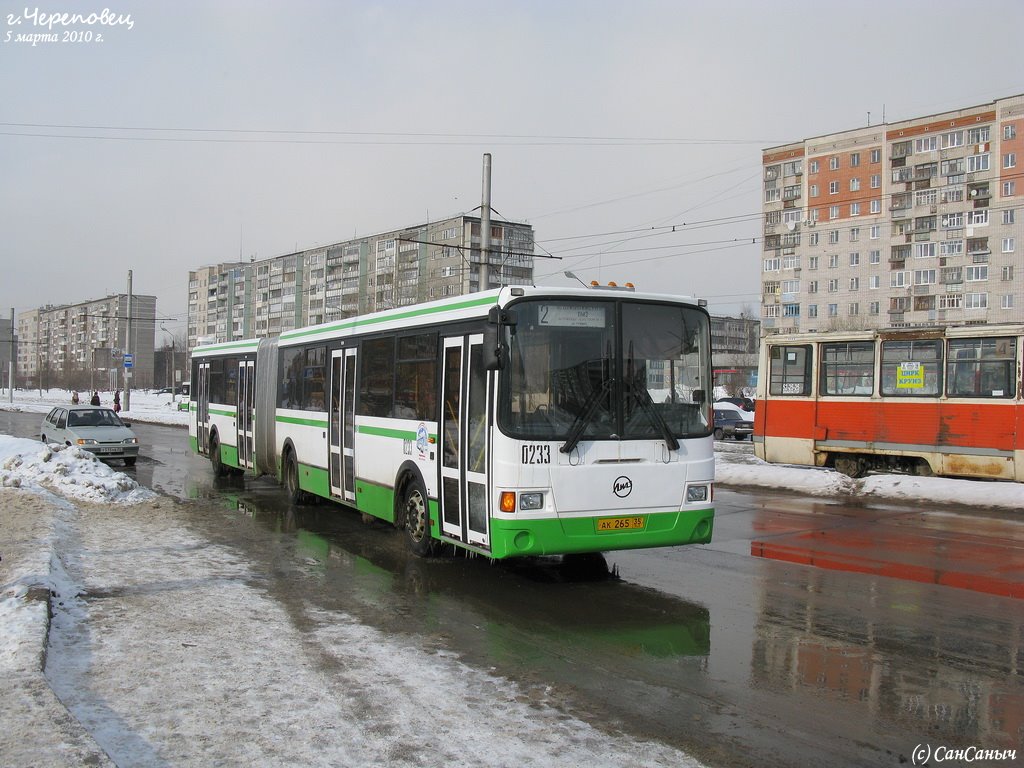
880;340;942;396
769;345;811;396
359;337;395;417
820;342;874;396
395;334;437;420
946;337;1016;398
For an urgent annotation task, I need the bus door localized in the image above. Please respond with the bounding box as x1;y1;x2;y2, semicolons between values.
329;347;358;502
439;335;490;548
196;361;210;456
236;358;255;470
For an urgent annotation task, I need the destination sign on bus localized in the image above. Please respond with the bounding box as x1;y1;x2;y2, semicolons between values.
538;304;606;328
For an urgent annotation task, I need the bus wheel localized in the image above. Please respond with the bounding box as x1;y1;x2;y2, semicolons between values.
834;455;863;478
402;478;435;557
210;436;228;477
285;451;307;505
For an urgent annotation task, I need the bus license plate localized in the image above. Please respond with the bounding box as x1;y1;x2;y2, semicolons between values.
596;516;646;532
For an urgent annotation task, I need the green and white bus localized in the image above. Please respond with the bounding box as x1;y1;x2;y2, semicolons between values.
188;285;715;559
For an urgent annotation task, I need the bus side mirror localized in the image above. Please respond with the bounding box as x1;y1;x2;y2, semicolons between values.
693;389;706;404
484;307;517;371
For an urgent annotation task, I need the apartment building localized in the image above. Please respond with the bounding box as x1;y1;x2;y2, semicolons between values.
762;94;1023;334
17;294;158;389
187;214;535;349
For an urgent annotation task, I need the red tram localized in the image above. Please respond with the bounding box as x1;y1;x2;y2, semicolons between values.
754;324;1024;481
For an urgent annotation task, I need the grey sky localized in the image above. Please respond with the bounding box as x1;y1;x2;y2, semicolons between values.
3;0;1023;340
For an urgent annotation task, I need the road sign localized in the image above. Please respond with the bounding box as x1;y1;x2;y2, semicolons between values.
123;353;134;369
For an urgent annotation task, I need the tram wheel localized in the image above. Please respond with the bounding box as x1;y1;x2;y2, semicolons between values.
402;478;435;557
834;455;864;478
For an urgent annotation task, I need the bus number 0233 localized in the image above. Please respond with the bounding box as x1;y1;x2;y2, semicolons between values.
522;444;551;464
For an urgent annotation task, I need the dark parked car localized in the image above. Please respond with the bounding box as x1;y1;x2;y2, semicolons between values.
712;407;754;441
40;405;140;466
716;396;755;411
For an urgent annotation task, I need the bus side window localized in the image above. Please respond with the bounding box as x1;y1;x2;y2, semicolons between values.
769;344;811;396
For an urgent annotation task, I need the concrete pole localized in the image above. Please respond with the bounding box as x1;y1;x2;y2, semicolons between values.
7;308;13;403
124;270;132;412
479;153;492;292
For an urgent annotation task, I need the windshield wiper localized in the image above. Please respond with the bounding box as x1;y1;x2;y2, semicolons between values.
630;380;679;452
560;377;615;454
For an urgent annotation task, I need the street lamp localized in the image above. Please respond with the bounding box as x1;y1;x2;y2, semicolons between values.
160;325;175;393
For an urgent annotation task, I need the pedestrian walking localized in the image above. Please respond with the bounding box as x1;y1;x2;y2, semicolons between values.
71;390;79;404
113;390;121;413
90;391;100;406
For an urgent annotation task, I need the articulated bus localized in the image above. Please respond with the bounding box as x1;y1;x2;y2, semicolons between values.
188;285;716;559
754;324;1024;481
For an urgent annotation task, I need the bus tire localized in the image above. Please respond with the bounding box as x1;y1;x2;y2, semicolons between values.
713;427;724;441
402;477;435;558
284;449;308;505
210;435;228;477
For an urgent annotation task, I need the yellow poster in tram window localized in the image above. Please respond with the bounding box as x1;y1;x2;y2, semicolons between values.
896;361;924;389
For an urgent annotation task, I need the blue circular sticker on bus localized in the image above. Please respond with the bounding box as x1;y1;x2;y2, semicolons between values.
416;423;429;453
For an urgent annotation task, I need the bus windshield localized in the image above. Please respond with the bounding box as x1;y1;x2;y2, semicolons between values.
499;298;712;444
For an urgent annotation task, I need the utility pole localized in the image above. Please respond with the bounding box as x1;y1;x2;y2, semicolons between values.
479;153;492;292
124;270;132;412
7;308;13;404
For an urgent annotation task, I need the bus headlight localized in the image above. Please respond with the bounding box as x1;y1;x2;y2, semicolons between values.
519;492;544;511
685;483;710;503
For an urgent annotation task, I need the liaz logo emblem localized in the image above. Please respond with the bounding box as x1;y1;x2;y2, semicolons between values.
613;476;633;498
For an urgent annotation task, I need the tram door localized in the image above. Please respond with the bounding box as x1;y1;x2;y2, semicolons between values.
439;335;490;548
236;359;255;470
329;347;358;502
196;362;210;456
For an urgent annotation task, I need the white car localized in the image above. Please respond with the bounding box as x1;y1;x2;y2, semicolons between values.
41;405;140;466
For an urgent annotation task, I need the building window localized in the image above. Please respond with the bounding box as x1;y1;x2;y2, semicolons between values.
870;249;881;264
969;209;989;226
849;302;859;316
849;252;860;266
915;136;938;153
808;280;818;293
828;278;839;292
967;126;991;144
965;293;988;309
850;152;861;167
1004;209;1016;225
849;277;859;290
829;254;840;268
967;153;990;173
1005;124;1017;140
850;178;861;192
942;130;964;148
808;304;818;318
809;256;819;270
1003;294;1014;309
829;180;839;195
849;227;860;242
828;304;838;317
869;275;880;289
869;301;880;315
809;232;820;246
783;303;801;317
764;257;781;272
850;202;861;216
966;265;988;282
1003;238;1016;253
1004;153;1017;169
829;205;840;220
809;160;819;174
870;149;881;163
828;230;839;245
870;200;882;214
1001;265;1014;281
810;184;819;197
830;156;840;171
1004;181;1017;198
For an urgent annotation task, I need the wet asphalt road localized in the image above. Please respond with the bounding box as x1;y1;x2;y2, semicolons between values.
3;411;1022;767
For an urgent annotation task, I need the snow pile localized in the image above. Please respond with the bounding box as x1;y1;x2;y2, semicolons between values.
0;435;155;504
